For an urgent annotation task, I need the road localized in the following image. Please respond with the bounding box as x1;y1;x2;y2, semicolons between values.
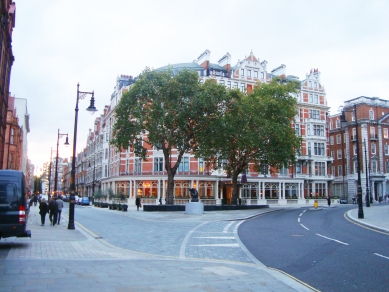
239;205;389;292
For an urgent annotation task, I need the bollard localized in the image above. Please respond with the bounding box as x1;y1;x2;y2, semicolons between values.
314;200;318;209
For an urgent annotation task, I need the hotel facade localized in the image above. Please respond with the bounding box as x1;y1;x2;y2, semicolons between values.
73;50;333;206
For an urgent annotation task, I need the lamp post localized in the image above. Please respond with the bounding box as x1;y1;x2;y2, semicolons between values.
48;147;53;197
341;104;364;219
54;129;69;197
68;83;97;230
363;139;370;207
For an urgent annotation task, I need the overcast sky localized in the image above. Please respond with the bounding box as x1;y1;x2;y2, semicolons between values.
10;0;389;174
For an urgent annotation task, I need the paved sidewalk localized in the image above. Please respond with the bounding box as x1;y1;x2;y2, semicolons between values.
0;204;316;292
346;203;389;233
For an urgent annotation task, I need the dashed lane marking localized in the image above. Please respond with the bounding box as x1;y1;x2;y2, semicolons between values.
316;233;349;245
374;253;389;260
300;224;309;230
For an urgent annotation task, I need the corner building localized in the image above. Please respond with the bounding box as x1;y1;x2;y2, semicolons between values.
328;96;389;202
79;51;333;206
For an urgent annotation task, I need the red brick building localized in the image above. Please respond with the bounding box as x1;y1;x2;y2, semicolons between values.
3;94;22;170
75;52;333;206
329;96;389;202
0;1;15;169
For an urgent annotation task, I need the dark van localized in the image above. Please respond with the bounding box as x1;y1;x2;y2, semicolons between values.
0;170;31;239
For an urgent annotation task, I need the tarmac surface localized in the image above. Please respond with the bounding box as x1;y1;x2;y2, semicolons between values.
0;202;388;291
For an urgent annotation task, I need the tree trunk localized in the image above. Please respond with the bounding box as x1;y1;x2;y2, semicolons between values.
166;171;175;205
231;172;239;205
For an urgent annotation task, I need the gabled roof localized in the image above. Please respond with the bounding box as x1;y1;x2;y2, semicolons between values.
209;63;227;72
156;63;204;71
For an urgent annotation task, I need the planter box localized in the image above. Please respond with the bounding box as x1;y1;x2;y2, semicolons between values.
101;202;108;208
121;204;128;211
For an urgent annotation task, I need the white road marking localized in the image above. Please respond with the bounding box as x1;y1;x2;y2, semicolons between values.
203;266;248;276
300;224;309;230
374;253;389;260
298;218;300;222
191;243;240;247
299;213;303;217
194;237;235;239
316;233;349;245
223;221;234;233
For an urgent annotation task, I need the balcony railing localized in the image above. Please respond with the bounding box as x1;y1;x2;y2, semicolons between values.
118;171;213;176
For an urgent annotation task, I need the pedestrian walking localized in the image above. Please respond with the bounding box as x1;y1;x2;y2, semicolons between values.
327;195;331;207
56;196;64;225
135;196;141;211
49;197;59;226
39;198;49;226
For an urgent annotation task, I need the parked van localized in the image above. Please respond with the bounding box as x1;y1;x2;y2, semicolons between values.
0;170;31;239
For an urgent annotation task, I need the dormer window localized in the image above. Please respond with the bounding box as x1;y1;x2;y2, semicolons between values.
369;109;374;120
336;119;340;128
241;69;244;76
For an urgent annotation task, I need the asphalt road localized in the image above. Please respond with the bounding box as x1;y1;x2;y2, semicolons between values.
239;205;389;292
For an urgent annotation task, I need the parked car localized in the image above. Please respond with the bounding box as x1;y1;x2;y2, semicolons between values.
73;195;80;204
80;197;90;206
76;197;82;205
0;170;31;239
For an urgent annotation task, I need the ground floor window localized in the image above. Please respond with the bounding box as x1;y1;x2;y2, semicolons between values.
198;181;215;198
241;184;258;199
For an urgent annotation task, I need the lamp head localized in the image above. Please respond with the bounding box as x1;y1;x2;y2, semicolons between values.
86;93;98;115
64;136;70;147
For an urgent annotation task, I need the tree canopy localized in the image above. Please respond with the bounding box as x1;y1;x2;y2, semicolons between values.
194;78;302;204
111;68;232;204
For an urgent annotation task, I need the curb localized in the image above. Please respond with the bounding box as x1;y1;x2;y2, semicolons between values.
345;210;389;235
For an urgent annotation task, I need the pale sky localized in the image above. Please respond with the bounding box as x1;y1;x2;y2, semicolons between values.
10;0;389;174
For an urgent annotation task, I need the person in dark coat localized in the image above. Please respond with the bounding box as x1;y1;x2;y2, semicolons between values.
327;195;331;207
49;197;59;226
39;198;49;226
135;196;141;211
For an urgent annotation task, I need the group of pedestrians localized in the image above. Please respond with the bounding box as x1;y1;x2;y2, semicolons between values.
38;196;64;226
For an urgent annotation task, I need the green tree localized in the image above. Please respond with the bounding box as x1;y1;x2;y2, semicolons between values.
111;68;231;204
34;175;43;194
195;78;302;204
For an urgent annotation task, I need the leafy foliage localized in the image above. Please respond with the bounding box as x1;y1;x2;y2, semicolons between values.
111;68;231;204
195;78;302;204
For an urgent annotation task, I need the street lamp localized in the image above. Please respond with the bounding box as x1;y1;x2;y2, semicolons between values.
340;104;364;219
48;147;54;198
88;156;95;202
54;129;69;197
68;83;97;230
363;139;370;207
